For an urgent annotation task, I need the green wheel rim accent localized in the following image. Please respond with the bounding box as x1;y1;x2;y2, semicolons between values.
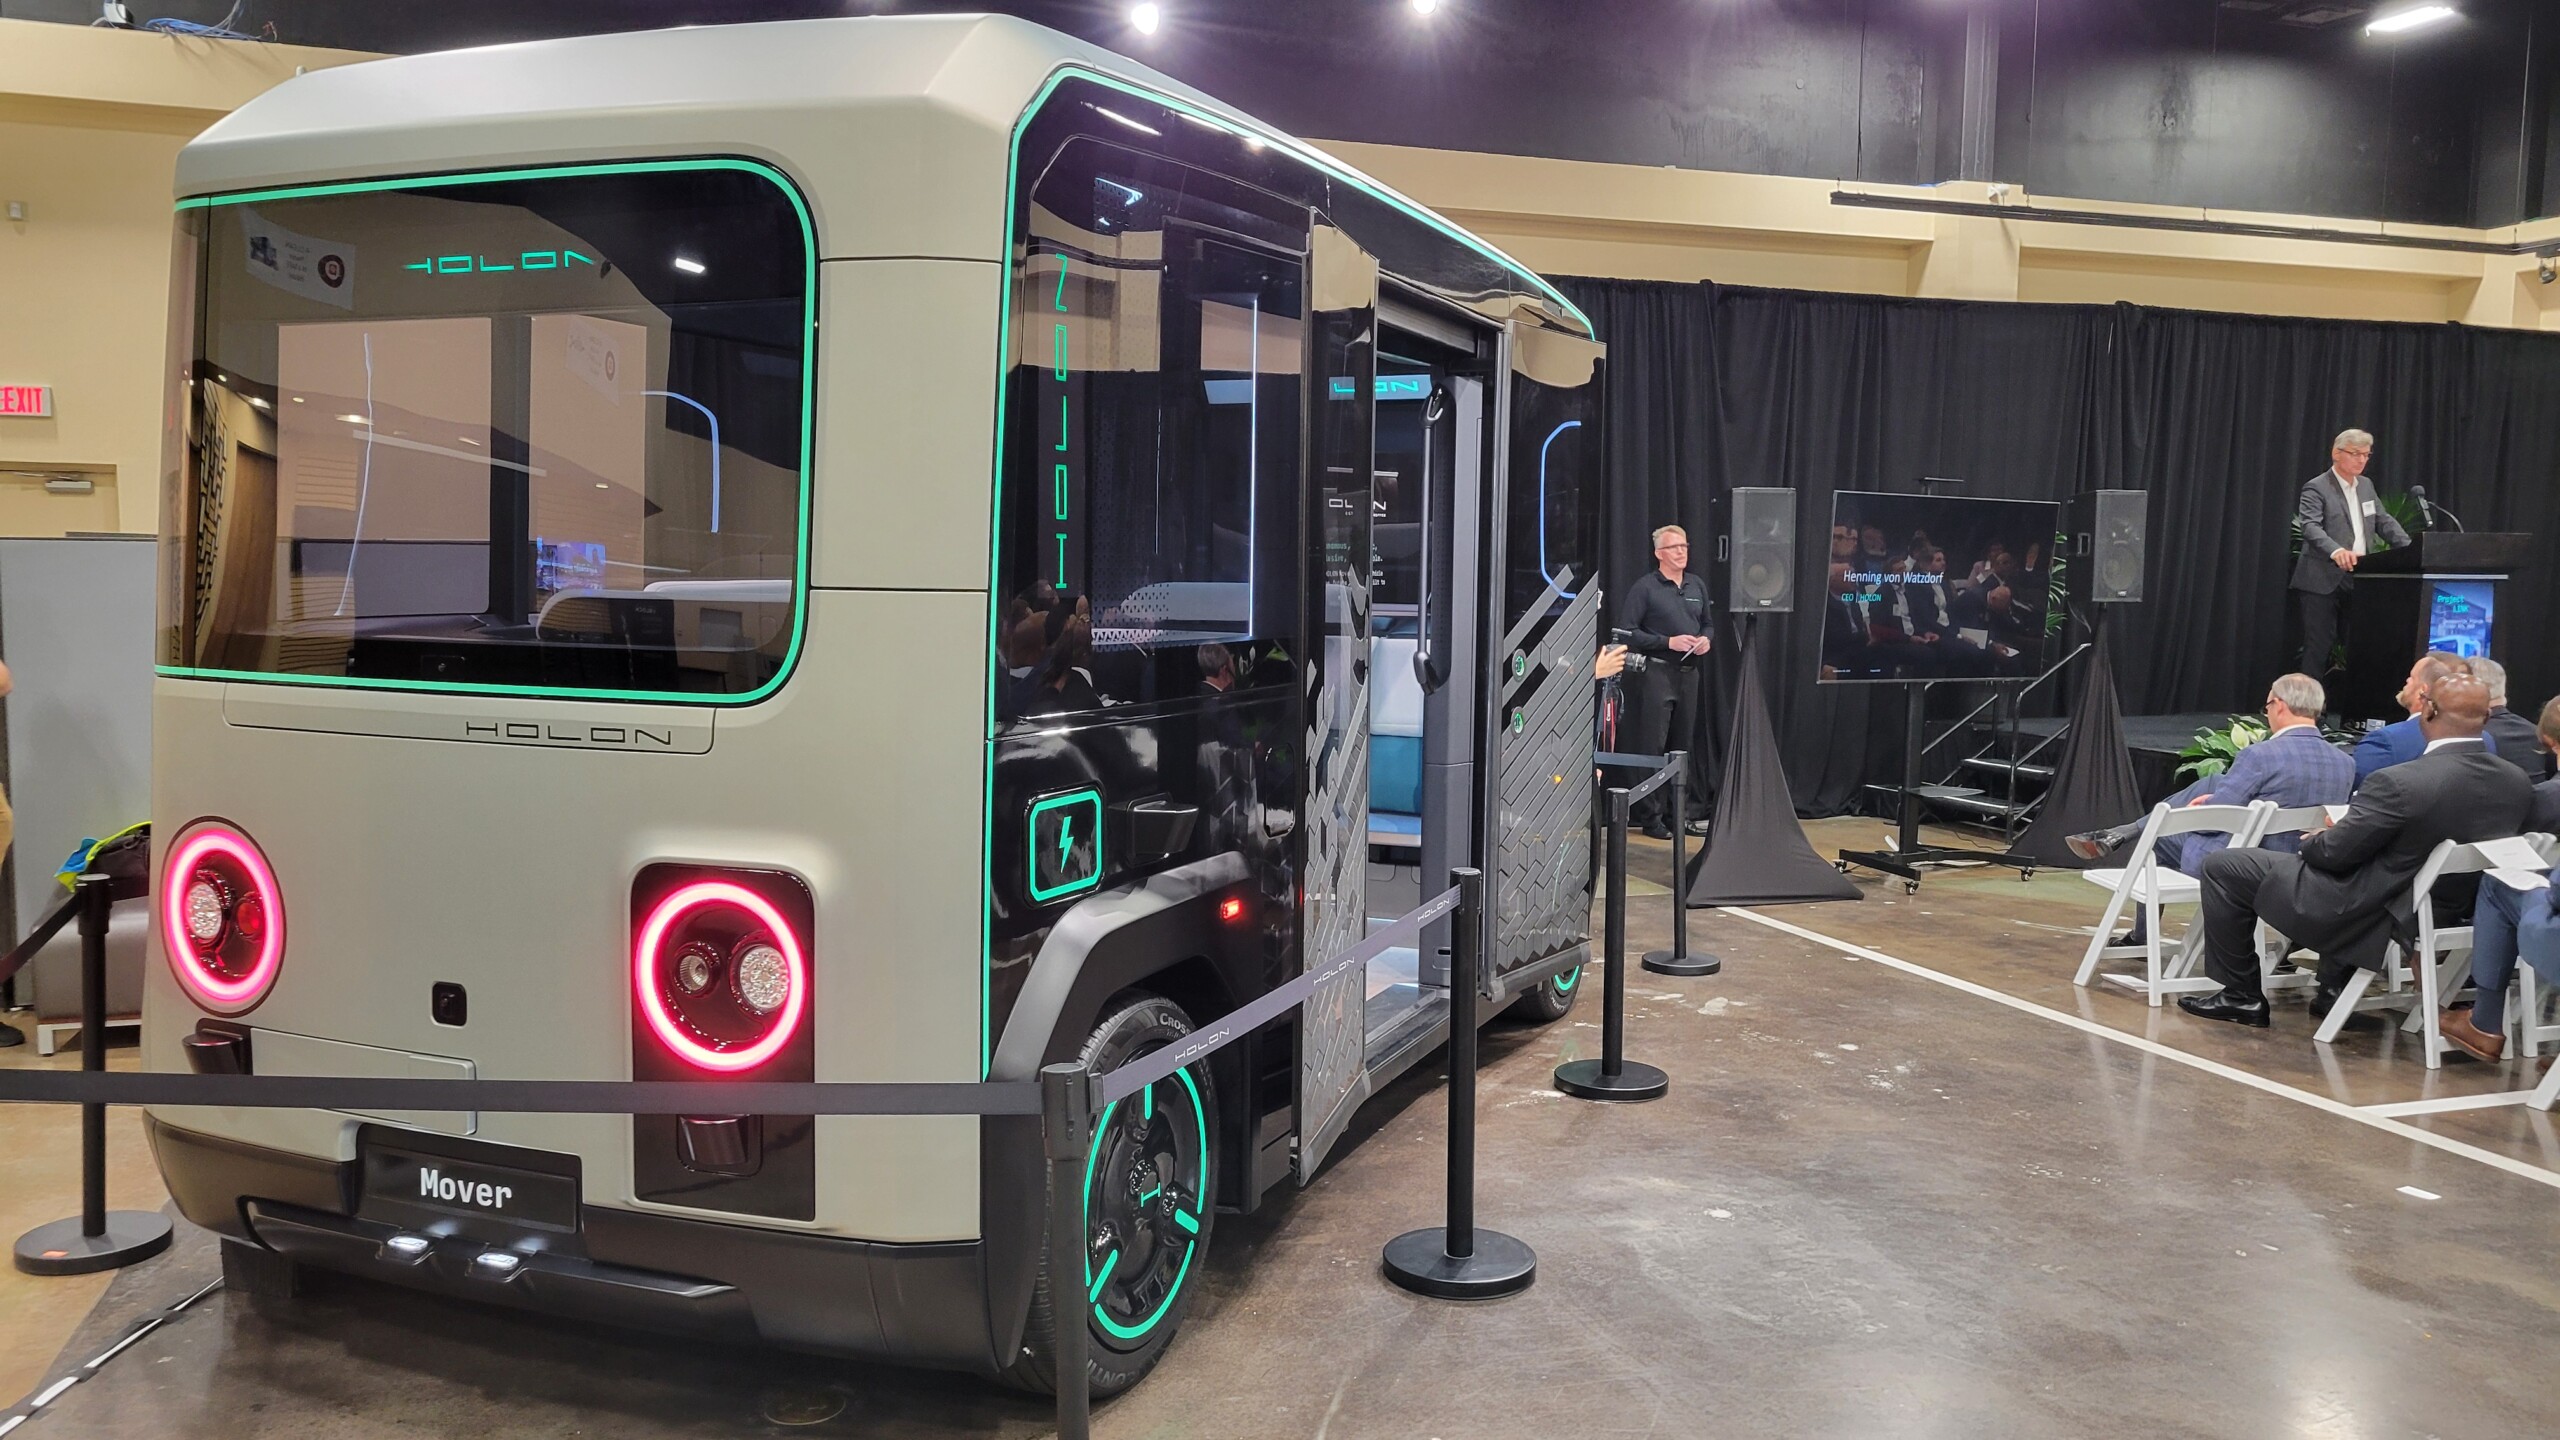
1554;966;1581;995
1078;1067;1208;1345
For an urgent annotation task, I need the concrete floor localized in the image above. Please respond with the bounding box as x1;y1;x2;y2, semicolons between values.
8;819;2560;1437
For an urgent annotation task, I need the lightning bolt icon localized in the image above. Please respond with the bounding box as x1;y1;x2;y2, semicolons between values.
1059;814;1076;867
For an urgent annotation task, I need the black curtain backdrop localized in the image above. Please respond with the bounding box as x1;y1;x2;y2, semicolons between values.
1559;278;2560;816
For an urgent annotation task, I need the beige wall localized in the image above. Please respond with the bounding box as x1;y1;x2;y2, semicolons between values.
1311;139;2560;333
0;20;373;538
8;19;2559;541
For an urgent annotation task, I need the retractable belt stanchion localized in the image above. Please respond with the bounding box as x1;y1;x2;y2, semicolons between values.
1639;749;1720;977
15;872;174;1276
1554;790;1669;1103
1041;1061;1098;1440
1382;868;1536;1299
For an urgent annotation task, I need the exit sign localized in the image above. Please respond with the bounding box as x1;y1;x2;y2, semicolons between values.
0;385;51;418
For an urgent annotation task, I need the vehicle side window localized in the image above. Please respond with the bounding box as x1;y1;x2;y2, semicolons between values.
998;138;1308;728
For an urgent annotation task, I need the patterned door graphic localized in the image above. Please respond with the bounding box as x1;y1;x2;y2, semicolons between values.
1295;225;1376;1184
1490;577;1600;981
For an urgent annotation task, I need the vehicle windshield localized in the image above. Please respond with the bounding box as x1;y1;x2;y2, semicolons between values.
158;161;811;702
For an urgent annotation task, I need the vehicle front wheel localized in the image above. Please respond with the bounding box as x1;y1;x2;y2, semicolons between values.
1000;992;1216;1399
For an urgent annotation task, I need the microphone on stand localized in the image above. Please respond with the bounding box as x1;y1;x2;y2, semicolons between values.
2408;484;2436;531
2408;484;2466;532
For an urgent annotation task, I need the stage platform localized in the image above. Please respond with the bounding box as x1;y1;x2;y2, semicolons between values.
2018;709;2231;804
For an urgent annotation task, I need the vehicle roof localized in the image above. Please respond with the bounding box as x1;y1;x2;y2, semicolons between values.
176;14;1590;334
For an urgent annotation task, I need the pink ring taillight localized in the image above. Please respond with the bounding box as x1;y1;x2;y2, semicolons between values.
160;823;284;1013
633;880;807;1073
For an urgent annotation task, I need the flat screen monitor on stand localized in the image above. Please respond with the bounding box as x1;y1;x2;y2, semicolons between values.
1820;486;2059;892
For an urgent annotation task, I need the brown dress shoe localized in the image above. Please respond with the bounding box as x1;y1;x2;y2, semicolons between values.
2438;1008;2506;1063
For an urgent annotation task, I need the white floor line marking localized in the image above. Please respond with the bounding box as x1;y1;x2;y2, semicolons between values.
2363;1090;2542;1119
2399;1185;2443;1200
1726;906;2560;1193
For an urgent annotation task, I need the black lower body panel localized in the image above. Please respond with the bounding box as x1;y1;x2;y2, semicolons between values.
145;1115;996;1372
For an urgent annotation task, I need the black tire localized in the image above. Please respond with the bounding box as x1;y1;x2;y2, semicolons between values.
1503;963;1583;1023
999;993;1217;1399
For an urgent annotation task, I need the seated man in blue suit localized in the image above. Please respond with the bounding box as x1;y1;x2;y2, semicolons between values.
2070;673;2355;943
2437;697;2560;1062
2353;651;2471;789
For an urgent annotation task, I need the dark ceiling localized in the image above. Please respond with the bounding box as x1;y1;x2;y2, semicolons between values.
8;0;2551;228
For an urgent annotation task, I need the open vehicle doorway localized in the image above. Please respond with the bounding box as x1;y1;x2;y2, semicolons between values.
1361;312;1491;1074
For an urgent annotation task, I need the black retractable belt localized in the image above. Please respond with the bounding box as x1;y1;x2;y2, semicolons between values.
1555;790;1669;1103
14;872;174;1276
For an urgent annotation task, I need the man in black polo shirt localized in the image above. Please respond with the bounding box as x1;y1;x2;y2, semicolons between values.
1617;524;1714;838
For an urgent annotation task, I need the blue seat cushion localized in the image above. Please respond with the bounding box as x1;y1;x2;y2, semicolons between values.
1369;734;1423;818
1369;811;1422;838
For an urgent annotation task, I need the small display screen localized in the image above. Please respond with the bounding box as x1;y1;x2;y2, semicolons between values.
2427;580;2495;658
534;539;607;594
1819;490;2059;684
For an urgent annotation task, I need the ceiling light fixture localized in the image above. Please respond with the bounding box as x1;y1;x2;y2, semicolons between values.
1411;0;1440;14
672;256;705;275
2367;5;2456;35
1130;3;1160;36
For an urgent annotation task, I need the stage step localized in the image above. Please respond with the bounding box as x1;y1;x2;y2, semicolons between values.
1958;756;2055;783
1925;793;2041;822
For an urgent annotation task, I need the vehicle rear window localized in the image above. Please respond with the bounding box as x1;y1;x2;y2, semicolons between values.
158;160;811;702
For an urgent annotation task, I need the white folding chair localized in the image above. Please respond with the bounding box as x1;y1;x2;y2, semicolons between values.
2251;805;2333;994
2075;801;2275;1006
2408;842;2495;1069
2312;839;2482;1059
2492;834;2560;1057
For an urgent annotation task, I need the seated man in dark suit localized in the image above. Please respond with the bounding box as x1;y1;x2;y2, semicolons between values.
2178;675;2535;1029
2069;673;2355;944
2436;697;2560;1060
1949;578;2036;675
2352;651;2470;789
2471;658;2556;782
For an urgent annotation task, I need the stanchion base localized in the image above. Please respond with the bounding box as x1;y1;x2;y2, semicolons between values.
1553;1059;1669;1103
15;1212;173;1276
1381;1227;1537;1300
1641;949;1721;976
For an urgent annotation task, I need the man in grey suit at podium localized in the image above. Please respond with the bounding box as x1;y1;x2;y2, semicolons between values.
2291;428;2410;679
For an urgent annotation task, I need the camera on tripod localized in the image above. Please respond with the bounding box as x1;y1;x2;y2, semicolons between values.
1607;628;1650;674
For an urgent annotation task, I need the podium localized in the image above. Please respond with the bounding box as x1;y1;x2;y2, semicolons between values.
2336;531;2534;721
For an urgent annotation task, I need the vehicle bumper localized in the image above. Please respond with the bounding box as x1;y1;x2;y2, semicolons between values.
145;1114;998;1372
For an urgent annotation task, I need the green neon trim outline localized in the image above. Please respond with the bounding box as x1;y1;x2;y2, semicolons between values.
437;255;471;273
167;157;817;710
566;249;596;266
978;66;1594;1074
521;251;559;269
403;260;430;272
1554;965;1581;995
1087;1250;1118;1304
478;258;515;271
1026;789;1104;903
1054;254;1071;311
1137;1184;1159;1204
1142;1082;1153;1120
1080;1067;1209;1343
